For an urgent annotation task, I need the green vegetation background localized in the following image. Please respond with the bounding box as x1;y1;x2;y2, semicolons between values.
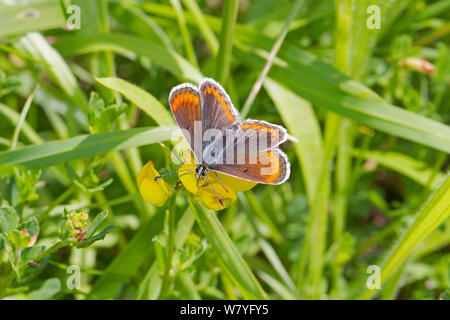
0;0;449;300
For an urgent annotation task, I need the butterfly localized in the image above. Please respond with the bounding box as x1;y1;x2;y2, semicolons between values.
164;78;290;197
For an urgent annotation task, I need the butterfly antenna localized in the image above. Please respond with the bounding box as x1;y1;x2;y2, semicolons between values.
212;171;228;193
205;175;225;207
154;168;193;180
178;167;197;177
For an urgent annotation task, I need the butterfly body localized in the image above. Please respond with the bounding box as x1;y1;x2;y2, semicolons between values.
169;78;291;186
195;163;209;180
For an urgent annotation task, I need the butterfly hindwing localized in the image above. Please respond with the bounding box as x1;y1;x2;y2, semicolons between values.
210;149;290;185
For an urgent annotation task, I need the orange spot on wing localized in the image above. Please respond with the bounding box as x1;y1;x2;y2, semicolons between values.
207;86;212;94
226;110;234;121
222;102;229;110
261;153;281;183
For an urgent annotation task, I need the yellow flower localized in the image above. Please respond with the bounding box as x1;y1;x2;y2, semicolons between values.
178;163;256;210
137;160;171;206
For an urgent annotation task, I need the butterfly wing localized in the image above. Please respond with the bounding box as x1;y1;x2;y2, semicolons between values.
210;149;290;185
202;119;287;166
199;78;240;133
228;120;287;152
169;83;202;161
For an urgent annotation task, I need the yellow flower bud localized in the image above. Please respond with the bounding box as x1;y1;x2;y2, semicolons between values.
137;160;170;206
73;212;88;229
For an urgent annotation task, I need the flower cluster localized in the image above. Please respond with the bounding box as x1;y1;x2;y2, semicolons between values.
136;160;256;210
65;211;88;243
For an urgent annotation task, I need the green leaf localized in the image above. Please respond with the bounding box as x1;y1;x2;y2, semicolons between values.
96;77;175;127
22;245;45;261
0;233;7;249
216;0;239;84
0;126;175;175
0;206;19;234
137;209;196;299
188;199;267;300
53;33;203;82
19;217;39;236
351;149;445;188
86;210;108;238
28;278;61;300
76;225;115;249
264;78;323;204
0;0;66;37
235;45;450;154
361;173;450;299
440;289;450;300
17;33;88;112
90;212;165;299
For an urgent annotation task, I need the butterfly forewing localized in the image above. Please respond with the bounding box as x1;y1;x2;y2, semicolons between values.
228;120;287;153
199;78;239;134
169;83;202;161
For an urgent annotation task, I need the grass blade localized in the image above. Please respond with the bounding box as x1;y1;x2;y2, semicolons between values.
264;78;323;204
11;85;39;150
235;45;450;153
169;0;198;67
0;0;66;37
17;32;88;112
0;127;175;175
181;0;219;55
241;0;304;118
54;33;203;82
188;198;267;300
351;149;445;188
361;173;450;299
91;212;165;299
216;0;239;84
96;77;175;126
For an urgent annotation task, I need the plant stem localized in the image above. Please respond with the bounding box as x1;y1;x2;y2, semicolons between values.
10;84;39;150
240;0;304;118
170;0;199;68
158;195;177;299
39;185;76;222
216;0;239;84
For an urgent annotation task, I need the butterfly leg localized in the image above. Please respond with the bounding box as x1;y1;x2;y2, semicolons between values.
205;175;225;207
197;175;208;193
212;171;228;193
